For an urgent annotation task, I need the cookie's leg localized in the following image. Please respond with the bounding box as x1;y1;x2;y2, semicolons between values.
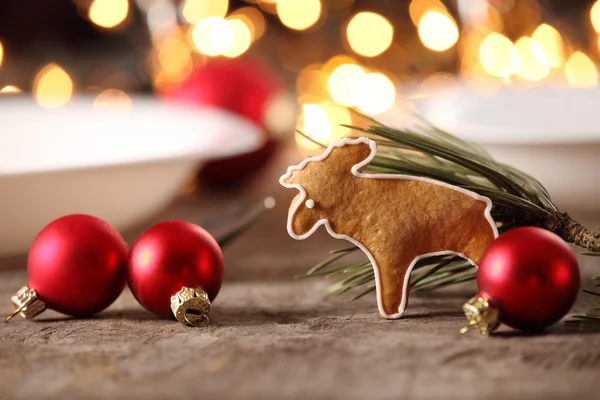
460;218;497;266
374;253;419;318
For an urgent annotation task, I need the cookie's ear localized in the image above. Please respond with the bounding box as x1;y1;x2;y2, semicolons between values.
281;168;306;187
327;140;374;173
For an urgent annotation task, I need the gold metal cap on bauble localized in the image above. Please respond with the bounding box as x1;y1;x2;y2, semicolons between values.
170;287;211;327
460;295;500;336
5;285;47;322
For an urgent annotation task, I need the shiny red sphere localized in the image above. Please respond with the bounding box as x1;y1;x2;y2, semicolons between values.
28;215;128;317
162;57;282;127
478;227;580;331
127;221;224;318
161;58;286;184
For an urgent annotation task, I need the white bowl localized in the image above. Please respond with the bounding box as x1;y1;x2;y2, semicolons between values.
0;97;263;257
409;85;600;220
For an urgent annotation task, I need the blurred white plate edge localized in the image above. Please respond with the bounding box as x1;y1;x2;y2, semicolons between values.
384;85;600;220
0;96;263;257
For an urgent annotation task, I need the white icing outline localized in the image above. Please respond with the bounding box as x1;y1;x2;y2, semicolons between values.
305;199;315;209
279;137;499;320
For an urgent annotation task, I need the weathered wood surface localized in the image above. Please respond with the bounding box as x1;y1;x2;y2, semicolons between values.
1;144;599;400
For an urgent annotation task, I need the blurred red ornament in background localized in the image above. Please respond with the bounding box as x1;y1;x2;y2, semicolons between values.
127;220;224;320
161;57;295;185
27;214;129;317
476;227;580;332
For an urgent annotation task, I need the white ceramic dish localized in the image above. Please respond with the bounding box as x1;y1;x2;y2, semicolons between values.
0;97;263;257
407;85;600;221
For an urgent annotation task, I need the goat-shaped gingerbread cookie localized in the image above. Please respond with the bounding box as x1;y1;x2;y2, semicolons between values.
280;137;498;319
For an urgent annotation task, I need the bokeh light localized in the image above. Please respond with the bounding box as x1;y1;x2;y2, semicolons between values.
409;0;447;26
182;0;228;24
321;55;359;76
346;12;394;57
479;33;520;78
514;37;549;82
355;73;396;115
296;64;329;104
277;0;322;31
222;19;252;58
565;51;598;88
295;102;351;154
157;34;193;75
0;41;3;68
0;85;21;94
93;89;132;109
229;7;266;41
591;1;600;34
88;0;129;29
264;91;297;139
34;64;74;109
418;10;459;52
328;64;365;107
531;24;565;68
192;17;233;56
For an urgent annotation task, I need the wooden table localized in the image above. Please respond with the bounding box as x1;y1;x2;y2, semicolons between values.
1;144;599;400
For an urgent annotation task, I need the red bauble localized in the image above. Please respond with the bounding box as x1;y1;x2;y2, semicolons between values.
127;221;224;319
477;227;580;332
162;57;284;128
27;214;129;317
161;57;293;184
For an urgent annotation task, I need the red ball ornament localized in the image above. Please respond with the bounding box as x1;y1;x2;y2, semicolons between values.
161;57;294;184
6;215;128;321
127;221;224;326
162;57;285;129
463;227;580;335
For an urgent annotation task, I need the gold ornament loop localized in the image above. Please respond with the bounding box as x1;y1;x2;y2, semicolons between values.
5;285;46;322
170;287;211;327
460;295;500;336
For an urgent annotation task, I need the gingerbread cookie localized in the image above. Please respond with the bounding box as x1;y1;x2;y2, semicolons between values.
280;137;498;319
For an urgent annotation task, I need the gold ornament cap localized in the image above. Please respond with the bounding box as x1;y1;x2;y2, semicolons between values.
5;285;47;322
460;295;500;336
170;287;211;327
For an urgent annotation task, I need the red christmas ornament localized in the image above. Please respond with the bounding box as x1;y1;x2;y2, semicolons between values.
127;220;224;326
463;227;580;335
161;57;294;184
162;57;284;128
6;215;128;321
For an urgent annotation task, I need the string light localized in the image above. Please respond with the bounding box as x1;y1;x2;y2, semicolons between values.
295;103;351;154
346;12;394;57
296;64;329;105
565;51;598;88
222;19;252;58
479;33;520;79
157;34;193;74
409;0;447;26
277;0;321;31
531;24;565;68
591;1;600;34
229;7;266;41
93;89;132;109
34;64;74;109
192;17;233;56
418;10;459;52
355;73;396;116
327;64;365;107
0;85;21;94
514;37;549;82
88;0;129;29
182;0;228;24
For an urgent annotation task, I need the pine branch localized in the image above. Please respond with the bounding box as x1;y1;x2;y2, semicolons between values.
299;115;600;329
